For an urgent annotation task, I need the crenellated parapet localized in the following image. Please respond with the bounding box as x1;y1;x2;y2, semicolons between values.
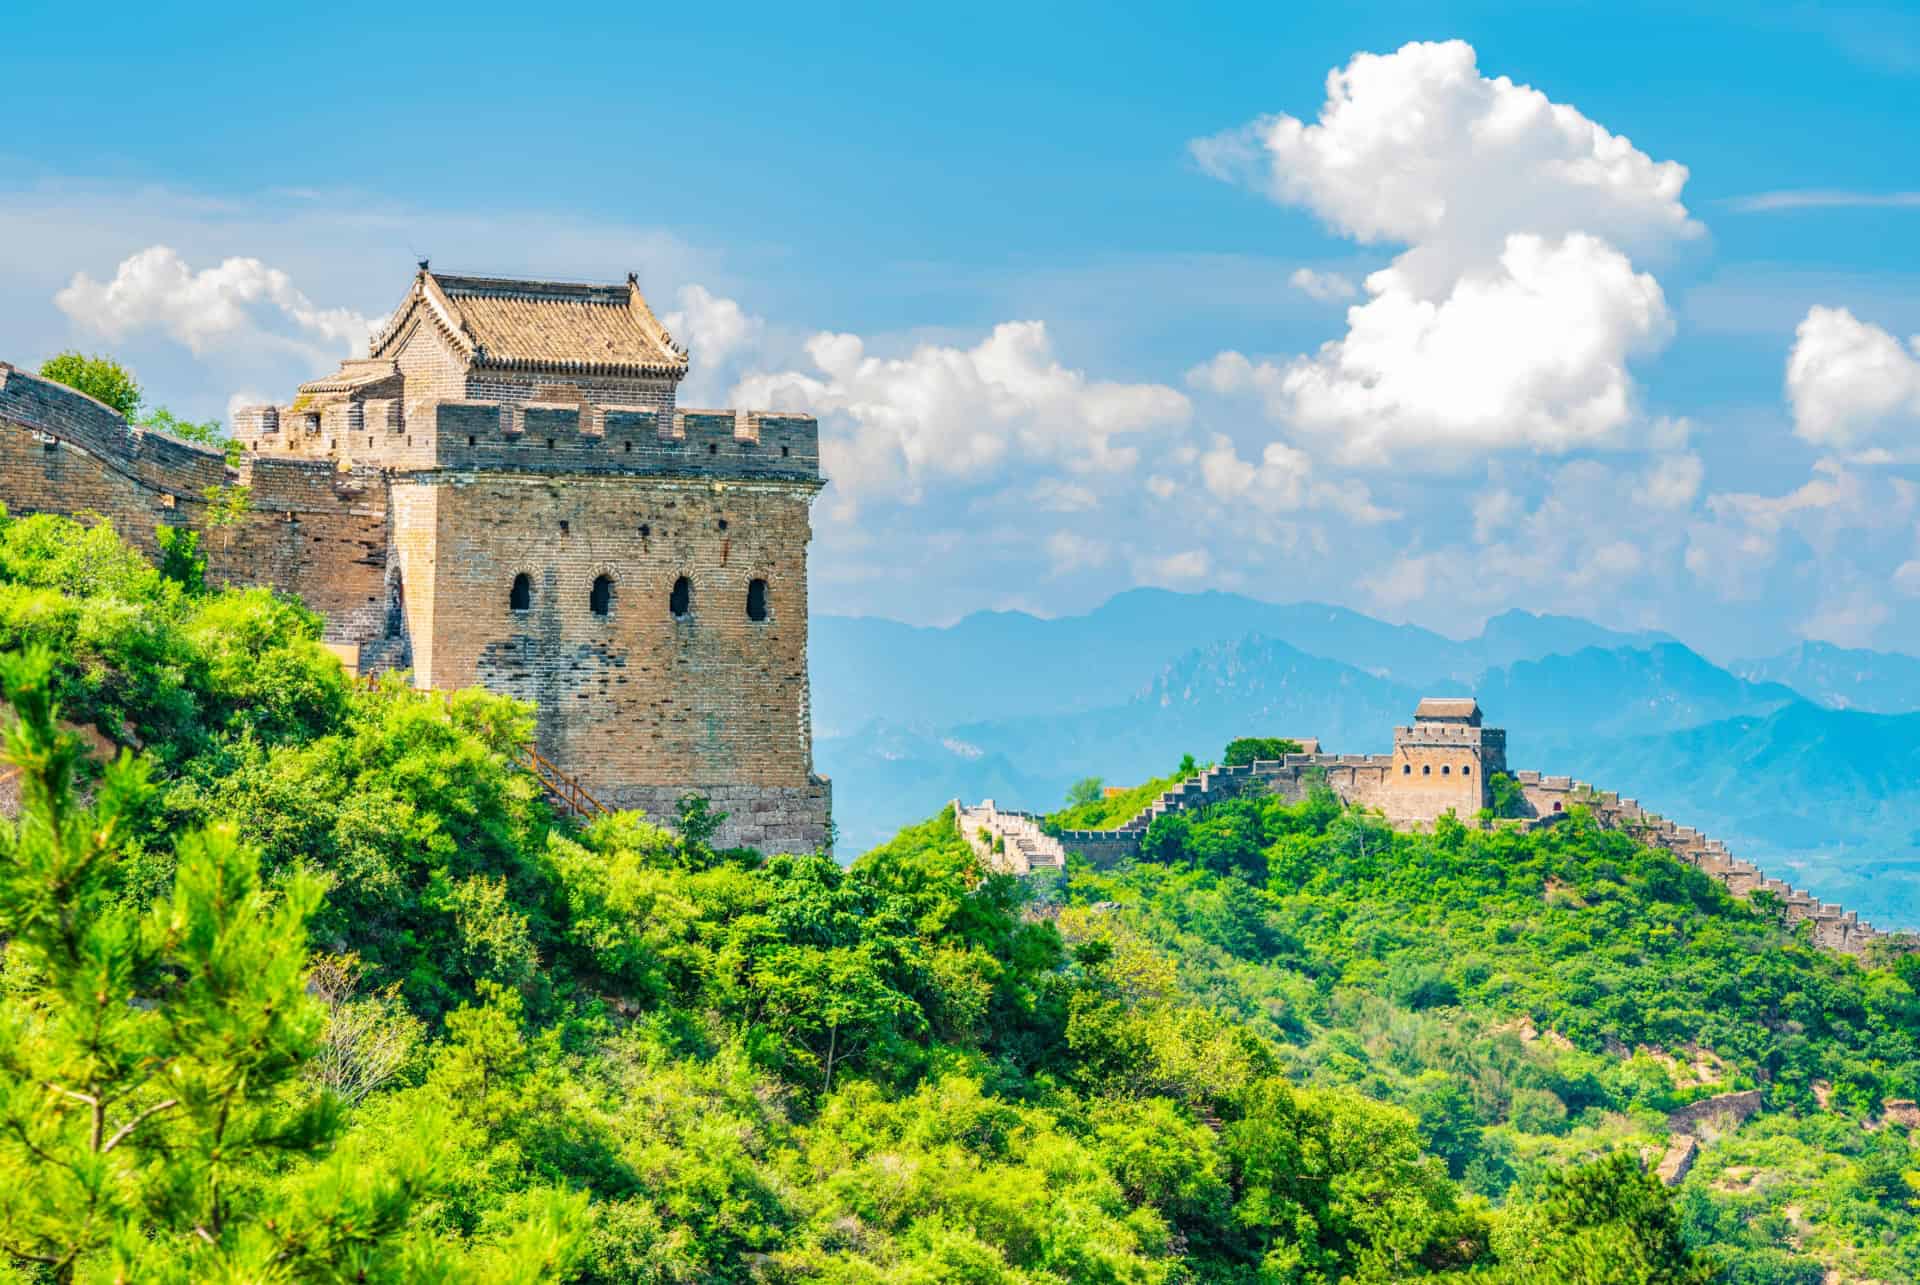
1511;771;1900;954
233;396;821;483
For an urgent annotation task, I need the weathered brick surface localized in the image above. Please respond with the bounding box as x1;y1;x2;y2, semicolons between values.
0;367;387;651
1;268;834;855
425;473;819;798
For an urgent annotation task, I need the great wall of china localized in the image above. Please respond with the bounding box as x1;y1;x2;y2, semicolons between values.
959;699;1915;958
0;266;834;854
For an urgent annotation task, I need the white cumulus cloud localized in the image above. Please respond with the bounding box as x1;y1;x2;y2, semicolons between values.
1288;267;1357;302
55;245;373;360
1045;530;1111;575
733;320;1191;501
1193;234;1672;466
1785;305;1920;451
1195;434;1396;522
664;283;765;405
1189;40;1697;469
1134;549;1211;584
1191;39;1699;281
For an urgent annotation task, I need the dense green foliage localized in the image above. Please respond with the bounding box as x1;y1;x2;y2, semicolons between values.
36;353;231;455
1053;783;1920;1281
0;513;1911;1281
37;352;142;419
1223;738;1305;766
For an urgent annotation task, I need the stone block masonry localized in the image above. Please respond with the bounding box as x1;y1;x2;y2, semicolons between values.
0;265;834;856
955;800;1066;874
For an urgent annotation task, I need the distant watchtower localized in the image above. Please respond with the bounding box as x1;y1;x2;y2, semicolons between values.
1386;698;1507;823
230;266;831;852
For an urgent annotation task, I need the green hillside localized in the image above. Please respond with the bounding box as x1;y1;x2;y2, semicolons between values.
0;511;1915;1281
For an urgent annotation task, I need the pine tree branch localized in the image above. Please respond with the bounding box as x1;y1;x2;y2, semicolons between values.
100;1098;177;1154
1;1240;61;1266
42;1084;98;1108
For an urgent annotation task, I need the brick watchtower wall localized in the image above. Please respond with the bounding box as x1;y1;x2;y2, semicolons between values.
394;405;829;853
1381;701;1502;823
231;268;836;854
6;264;835;856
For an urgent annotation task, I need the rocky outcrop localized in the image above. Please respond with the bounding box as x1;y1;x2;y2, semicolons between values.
1877;1100;1920;1130
1667;1089;1764;1137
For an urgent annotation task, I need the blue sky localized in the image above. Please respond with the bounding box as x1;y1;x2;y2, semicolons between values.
4;1;1919;656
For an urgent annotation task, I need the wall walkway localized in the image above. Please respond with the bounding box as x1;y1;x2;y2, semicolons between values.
964;756;1911;957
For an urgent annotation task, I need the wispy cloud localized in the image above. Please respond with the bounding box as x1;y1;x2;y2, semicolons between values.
1727;190;1920;213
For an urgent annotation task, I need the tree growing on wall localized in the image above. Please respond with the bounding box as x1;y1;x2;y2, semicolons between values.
1486;770;1527;819
37;353;233;456
1223;737;1305;766
1064;776;1105;808
38;351;141;418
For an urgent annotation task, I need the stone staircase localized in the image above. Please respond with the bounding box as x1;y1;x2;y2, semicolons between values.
1511;775;1888;954
1089;762;1260;837
954;799;1067;874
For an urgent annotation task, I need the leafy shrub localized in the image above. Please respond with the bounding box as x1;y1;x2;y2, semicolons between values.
1224;735;1305;765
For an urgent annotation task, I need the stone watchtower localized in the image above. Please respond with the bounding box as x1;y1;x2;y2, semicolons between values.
231;266;830;852
1385;697;1507;823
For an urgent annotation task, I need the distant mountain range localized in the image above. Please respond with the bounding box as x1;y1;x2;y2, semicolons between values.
810;592;1920;929
811;589;1673;736
1733;641;1920;714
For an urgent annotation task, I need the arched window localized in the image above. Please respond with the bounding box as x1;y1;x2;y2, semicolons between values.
1552;801;1563;813
1422;764;1431;776
387;574;405;639
1462;765;1471;776
590;574;613;617
670;575;692;619
509;573;532;612
1442;764;1451;775
747;578;769;621
1401;763;1410;775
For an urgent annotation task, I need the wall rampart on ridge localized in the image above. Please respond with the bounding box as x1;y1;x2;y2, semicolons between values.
1032;721;1907;958
0;365;395;658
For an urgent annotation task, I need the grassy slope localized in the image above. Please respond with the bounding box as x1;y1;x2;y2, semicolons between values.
1046;766;1187;830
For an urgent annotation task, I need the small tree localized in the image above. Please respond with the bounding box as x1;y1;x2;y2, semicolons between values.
0;648;449;1279
1486;770;1526;819
1064;776;1105;809
38;352;141;418
1500;1151;1717;1283
675;792;727;849
1223;737;1305;766
155;523;206;592
138;407;227;448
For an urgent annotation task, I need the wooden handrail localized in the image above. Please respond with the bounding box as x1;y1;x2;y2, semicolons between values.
353;673;612;819
510;742;613;820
